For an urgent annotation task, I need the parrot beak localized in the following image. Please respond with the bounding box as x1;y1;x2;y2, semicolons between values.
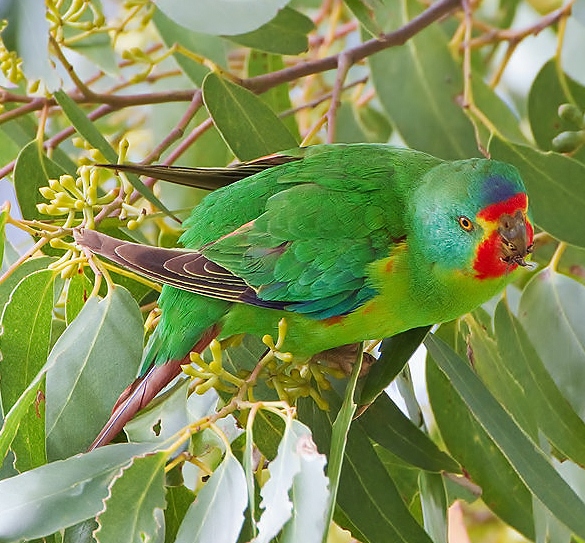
498;210;533;267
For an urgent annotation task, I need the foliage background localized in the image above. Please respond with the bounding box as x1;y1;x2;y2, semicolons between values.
1;0;585;542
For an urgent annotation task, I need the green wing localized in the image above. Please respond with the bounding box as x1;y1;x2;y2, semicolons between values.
200;173;403;318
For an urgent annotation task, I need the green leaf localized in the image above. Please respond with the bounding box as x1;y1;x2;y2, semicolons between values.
229;7;313;55
52;90;175;218
528;59;585;151
7;0;60;90
492;300;585;467
299;393;434;543
164;485;195;543
0;443;154;541
0;269;54;471
335;101;370;143
426;334;585;539
63;26;118;77
419;472;448;543
325;351;362;534
247;52;300;139
426;334;534;538
152;8;226;87
0;204;6;268
95;452;168;543
255;418;326;543
45;287;143;460
358;326;430;405
174;451;247;543
202;72;298;161
518;268;585;419
357;392;460;473
355;103;393;143
124;380;190;444
344;0;384;37
65;272;92;325
0;257;55;307
490;138;585;247
280;421;329;543
14;140;68;220
465;312;537;438
152;0;292;35
368;0;477;159
575;0;585;25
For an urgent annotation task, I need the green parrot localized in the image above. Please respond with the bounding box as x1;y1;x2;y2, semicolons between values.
74;143;533;448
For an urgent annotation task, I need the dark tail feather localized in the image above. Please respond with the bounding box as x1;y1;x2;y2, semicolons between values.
96;154;301;191
88;326;219;450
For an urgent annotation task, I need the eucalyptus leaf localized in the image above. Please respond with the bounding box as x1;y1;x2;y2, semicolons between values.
14;140;68;220
152;8;226;87
357;392;460;473
152;0;291;35
0;443;154;541
419;472;448;543
0;269;54;472
493;300;585;467
174;451;247;543
528;60;585;151
52;90;175;218
9;0;60;90
426;334;585;539
95;452;168;543
46;287;143;460
202;72;298;161
518;267;585;419
368;0;477;159
229;7;313;55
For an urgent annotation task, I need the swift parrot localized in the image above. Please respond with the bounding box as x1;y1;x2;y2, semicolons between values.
74;144;533;448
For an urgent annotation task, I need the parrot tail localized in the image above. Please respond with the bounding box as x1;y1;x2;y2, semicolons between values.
88;325;219;450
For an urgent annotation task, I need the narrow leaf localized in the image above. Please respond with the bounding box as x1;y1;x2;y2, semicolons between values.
95;452;168;543
46;287;143;460
0;203;8;266
419;472;448;543
229;8;314;55
152;0;291;35
0;269;54;471
0;443;154;541
326;350;362;530
52;90;174;218
358;392;460;473
493;300;585;467
426;343;534;539
518;267;585;418
299;393;434;543
358;326;430;405
254;417;307;543
426;334;585;539
281;426;329;543
202;72;298;161
367;0;477;159
174;451;247;543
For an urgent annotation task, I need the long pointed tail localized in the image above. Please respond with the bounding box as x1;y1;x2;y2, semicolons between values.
89;326;219;450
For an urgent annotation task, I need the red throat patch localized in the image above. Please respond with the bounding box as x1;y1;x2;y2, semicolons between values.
473;193;533;280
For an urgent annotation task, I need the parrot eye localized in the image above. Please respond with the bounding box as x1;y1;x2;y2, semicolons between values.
458;216;474;232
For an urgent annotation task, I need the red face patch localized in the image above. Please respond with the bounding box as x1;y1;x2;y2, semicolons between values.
473;193;533;280
473;230;515;279
477;193;527;222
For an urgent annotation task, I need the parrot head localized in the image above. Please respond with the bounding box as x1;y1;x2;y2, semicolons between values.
410;159;533;280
